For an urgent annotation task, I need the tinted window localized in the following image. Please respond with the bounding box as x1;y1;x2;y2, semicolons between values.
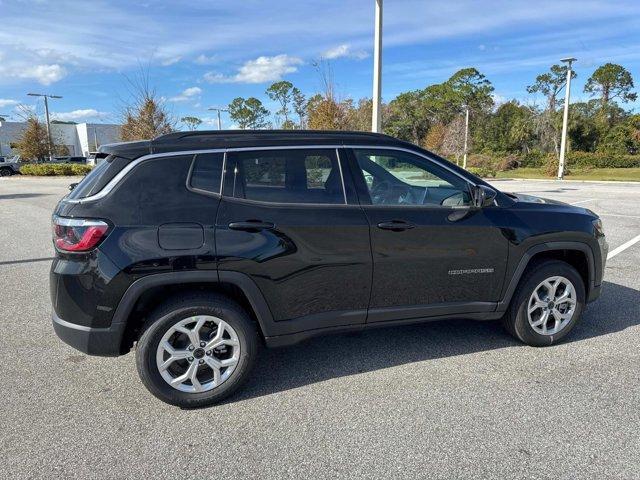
354;149;472;207
189;152;223;194
224;149;344;204
66;160;110;199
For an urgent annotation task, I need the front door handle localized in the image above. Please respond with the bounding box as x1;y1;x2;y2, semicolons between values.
377;220;416;232
228;220;275;232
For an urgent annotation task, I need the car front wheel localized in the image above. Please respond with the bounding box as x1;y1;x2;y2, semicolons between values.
135;293;259;408
503;260;585;347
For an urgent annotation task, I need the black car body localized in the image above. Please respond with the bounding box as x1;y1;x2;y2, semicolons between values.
50;131;607;406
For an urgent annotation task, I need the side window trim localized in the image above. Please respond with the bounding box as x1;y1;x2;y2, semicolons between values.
221;147;348;206
334;148;348;205
66;144;475;205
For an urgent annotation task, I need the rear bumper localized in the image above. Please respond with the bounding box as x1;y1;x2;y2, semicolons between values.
52;311;126;357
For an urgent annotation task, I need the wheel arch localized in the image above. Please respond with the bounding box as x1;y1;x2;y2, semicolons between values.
115;271;275;353
497;241;595;313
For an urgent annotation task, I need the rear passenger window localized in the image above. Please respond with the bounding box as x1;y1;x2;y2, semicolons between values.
189;152;223;194
223;149;345;204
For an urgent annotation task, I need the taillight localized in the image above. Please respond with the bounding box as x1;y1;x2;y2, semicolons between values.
52;216;110;252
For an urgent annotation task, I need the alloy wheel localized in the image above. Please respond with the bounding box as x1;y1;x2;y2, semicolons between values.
527;276;577;336
155;315;240;393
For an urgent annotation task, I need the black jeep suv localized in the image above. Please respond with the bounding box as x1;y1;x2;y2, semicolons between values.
51;131;607;407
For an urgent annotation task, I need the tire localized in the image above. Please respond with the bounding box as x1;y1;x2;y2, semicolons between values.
502;260;585;347
0;168;12;177
135;292;259;408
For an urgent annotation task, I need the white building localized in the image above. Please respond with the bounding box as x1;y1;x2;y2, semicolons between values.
0;121;121;158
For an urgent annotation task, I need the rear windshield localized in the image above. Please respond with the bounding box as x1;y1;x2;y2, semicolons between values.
67;161;109;199
67;155;131;199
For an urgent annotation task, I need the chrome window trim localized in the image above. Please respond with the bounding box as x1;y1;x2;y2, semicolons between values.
66;143;475;204
335;148;348;204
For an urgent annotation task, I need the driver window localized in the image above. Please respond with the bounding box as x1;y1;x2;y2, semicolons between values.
354;149;472;207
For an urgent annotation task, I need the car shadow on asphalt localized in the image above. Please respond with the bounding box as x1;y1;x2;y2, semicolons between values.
230;281;639;404
0;193;53;200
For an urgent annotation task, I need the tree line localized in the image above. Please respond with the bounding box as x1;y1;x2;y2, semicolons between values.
13;61;638;165
207;62;637;161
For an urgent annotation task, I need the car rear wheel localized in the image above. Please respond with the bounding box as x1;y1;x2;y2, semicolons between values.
135;293;259;408
503;260;585;346
0;168;12;177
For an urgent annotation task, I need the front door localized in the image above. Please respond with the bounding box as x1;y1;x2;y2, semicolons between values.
216;147;372;333
347;147;509;323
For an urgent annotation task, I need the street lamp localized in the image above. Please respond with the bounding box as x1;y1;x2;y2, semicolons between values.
557;57;576;180
207;107;228;130
371;0;383;133
27;92;62;161
462;106;470;169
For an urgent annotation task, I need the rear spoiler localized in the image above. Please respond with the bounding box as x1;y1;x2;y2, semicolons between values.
97;140;151;161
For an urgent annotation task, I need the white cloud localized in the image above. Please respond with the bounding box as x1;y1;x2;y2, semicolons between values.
169;86;202;102
194;54;218;65
160;56;181;66
323;44;369;60
204;54;303;84
52;109;108;122
203;72;225;83
491;93;507;106
0;63;66;85
0;98;19;108
18;64;67;85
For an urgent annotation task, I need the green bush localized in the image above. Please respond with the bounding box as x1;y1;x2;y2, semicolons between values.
20;163;93;176
467;166;497;178
519;151;547;168
468;150;640;173
566;151;640;168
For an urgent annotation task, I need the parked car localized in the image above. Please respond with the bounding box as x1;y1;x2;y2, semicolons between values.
50;131;608;407
0;155;21;176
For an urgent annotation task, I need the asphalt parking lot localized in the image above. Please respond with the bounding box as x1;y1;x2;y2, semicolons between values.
1;175;639;479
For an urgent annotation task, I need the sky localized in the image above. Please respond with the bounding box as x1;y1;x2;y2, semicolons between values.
0;0;639;128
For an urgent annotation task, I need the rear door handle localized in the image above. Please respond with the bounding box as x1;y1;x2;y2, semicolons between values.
376;220;416;232
228;220;275;231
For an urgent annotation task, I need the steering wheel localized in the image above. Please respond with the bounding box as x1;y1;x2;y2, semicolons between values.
370;180;392;204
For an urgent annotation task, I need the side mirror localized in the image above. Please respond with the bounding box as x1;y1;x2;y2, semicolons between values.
472;185;497;208
69;183;78;191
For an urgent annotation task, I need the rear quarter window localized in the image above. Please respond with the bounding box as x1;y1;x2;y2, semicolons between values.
188;152;224;194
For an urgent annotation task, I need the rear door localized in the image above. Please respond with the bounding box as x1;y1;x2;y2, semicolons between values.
347;147;509;323
216;147;372;334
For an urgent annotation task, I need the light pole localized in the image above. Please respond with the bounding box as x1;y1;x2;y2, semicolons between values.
27;92;62;161
371;0;383;133
557;57;576;180
462;106;470;169
208;107;228;130
0;114;9;156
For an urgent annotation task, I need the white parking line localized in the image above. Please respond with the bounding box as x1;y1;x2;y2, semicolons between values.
570;199;595;205
607;233;640;260
599;213;640;219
